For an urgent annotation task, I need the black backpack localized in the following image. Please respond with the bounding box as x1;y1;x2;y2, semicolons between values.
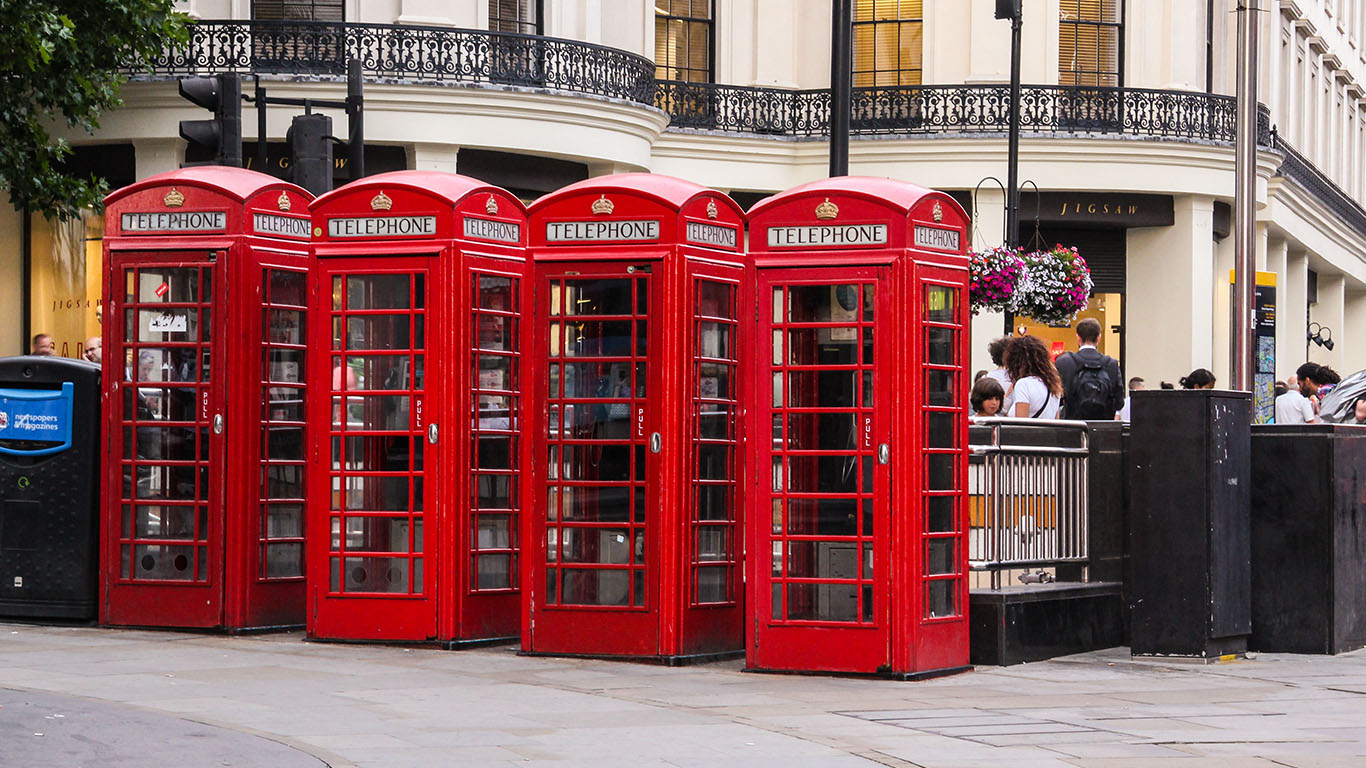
1065;353;1115;420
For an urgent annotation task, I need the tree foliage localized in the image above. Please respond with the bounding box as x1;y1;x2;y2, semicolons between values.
0;1;187;220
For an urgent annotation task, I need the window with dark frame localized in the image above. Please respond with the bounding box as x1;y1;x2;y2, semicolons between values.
655;0;713;83
252;0;344;21
1059;0;1124;87
489;0;542;35
853;0;924;87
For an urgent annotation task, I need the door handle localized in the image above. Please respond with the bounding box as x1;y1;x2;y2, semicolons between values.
212;414;224;435
650;432;662;453
428;422;439;445
878;443;890;465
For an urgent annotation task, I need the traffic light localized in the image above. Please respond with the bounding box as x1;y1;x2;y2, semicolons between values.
288;113;333;196
178;73;242;167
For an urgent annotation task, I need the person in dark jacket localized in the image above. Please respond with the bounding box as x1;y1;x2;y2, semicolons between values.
1053;318;1124;420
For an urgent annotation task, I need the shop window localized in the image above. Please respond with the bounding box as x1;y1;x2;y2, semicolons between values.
252;0;344;20
28;210;104;361
853;0;923;87
489;0;542;35
655;0;713;83
1059;0;1123;87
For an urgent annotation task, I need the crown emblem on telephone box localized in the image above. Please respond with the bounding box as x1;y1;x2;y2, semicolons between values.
485;195;499;215
591;194;614;215
370;191;393;211
163;188;185;208
277;191;292;212
815;198;839;220
932;201;943;222
706;200;719;219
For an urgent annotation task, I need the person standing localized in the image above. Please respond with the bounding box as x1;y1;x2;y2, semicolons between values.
1116;377;1144;422
30;334;55;356
1054;318;1124;420
1002;335;1061;419
1179;368;1217;389
1275;362;1319;424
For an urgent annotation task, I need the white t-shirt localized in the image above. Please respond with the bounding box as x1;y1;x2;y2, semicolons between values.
1117;395;1131;422
985;368;1012;389
1275;389;1316;424
1005;375;1060;419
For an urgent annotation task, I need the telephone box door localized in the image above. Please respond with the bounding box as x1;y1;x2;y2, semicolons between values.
531;263;661;654
104;255;226;627
311;258;440;640
751;267;893;673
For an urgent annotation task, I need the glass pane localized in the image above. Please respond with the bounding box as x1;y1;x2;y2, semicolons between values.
926;538;956;575
564;280;633;316
340;435;412;471
926;454;957;491
787;328;857;365
695;567;729;603
926;580;957;618
269;269;307;306
926;495;956;532
476;514;511;548
347;315;411;350
925;285;958;323
559;568;631;605
343;516;412;553
267;348;304;383
788;284;860;323
341;556;411;593
559;486;631;522
263;542;303;578
266;309;304;344
925;411;956;448
347;275;410;310
925;369;956;406
784;411;855;450
478;276;515;311
926;327;955;365
340;475;409;511
132;544;198;580
699;322;732;359
787;582;858;622
133;504;197;538
136;268;200;303
788;497;858;536
477;554;512;589
265;503;304;537
697;281;733;318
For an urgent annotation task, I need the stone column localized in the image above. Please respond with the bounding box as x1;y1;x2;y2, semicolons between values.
1310;272;1346;373
1212;228;1236;385
133;139;183;180
1125;195;1215;386
1344;289;1366;374
407;143;459;174
1283;249;1310;378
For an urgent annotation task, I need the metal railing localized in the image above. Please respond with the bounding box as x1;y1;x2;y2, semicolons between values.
968;418;1091;589
656;80;1274;145
123;20;657;105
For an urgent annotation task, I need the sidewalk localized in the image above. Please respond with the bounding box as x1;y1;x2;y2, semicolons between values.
2;623;1364;767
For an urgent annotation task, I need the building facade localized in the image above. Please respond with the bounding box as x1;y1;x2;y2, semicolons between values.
6;0;1366;390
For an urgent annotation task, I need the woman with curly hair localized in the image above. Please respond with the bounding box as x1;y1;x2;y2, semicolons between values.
1002;334;1062;419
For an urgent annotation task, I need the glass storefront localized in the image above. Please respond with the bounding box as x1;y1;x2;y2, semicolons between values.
29;210;104;360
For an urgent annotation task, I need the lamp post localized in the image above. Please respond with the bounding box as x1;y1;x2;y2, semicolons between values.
998;0;1023;248
830;0;852;177
1232;0;1261;392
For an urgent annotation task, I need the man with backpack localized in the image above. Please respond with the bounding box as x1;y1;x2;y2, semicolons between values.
1054;318;1125;420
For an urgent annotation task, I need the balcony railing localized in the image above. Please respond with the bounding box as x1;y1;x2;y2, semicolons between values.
126;20;657;105
656;80;1272;145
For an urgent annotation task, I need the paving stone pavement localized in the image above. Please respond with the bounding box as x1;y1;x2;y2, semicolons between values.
1;622;1364;767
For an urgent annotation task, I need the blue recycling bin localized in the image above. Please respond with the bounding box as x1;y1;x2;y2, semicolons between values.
0;356;101;620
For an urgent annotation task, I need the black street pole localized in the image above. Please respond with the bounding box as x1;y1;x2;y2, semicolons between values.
347;58;365;181
829;0;852;177
1005;5;1022;248
256;76;267;172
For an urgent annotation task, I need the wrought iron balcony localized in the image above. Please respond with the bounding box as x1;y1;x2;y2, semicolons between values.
127;20;657;105
655;80;1272;146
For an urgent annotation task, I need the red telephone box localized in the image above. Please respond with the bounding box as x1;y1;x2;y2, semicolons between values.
524;174;749;661
745;177;971;678
101;167;313;630
306;171;529;645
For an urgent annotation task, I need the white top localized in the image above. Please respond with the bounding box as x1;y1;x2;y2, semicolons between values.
1117;395;1131;422
1005;375;1060;419
1275;389;1316;424
985;367;1012;389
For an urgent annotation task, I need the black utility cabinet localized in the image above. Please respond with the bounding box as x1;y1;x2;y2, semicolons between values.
1250;424;1366;654
1130;390;1251;658
0;356;101;620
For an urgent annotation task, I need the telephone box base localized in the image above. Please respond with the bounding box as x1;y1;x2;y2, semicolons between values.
743;664;974;681
519;649;745;667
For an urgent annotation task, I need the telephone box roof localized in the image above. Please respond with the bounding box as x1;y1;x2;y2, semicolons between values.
104;166;309;206
748;176;953;217
312;170;526;211
529;173;744;217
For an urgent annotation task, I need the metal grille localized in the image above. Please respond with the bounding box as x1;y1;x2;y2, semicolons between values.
968;418;1090;587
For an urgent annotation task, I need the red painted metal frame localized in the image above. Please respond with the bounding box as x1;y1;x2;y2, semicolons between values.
523;174;749;661
306;171;529;645
745;177;971;677
101;167;313;630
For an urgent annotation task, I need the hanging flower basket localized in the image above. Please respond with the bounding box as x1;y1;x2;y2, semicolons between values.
968;246;1025;315
1013;244;1093;327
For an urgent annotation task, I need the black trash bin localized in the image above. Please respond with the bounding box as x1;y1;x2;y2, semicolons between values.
1130;389;1252;659
0;356;101;620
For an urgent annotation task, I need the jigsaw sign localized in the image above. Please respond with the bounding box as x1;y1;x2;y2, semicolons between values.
0;383;74;456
